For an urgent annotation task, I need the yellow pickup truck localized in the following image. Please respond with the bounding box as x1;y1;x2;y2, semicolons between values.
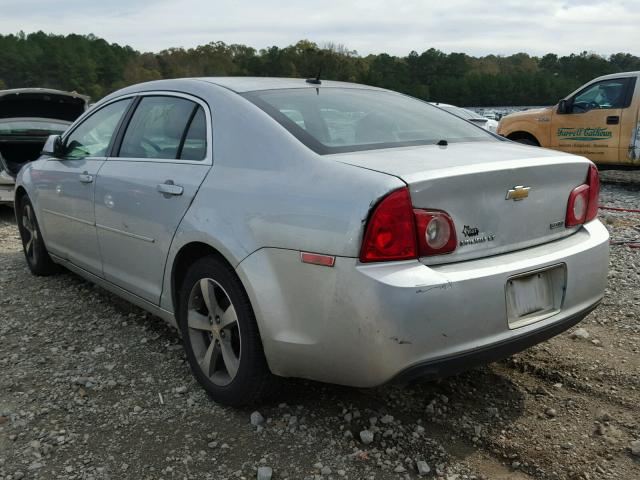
497;71;640;167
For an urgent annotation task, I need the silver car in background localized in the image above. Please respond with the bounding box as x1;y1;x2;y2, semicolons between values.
14;78;609;406
430;102;499;133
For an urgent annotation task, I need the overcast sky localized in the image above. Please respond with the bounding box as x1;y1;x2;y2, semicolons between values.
1;0;638;57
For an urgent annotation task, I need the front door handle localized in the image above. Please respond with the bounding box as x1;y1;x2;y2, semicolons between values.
157;180;183;196
606;116;619;125
79;172;94;183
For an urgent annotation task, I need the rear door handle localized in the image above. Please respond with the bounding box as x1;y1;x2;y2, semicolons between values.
157;180;184;196
606;116;619;125
79;172;94;183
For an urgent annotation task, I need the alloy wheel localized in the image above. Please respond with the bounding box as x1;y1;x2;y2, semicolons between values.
22;204;38;264
187;278;241;386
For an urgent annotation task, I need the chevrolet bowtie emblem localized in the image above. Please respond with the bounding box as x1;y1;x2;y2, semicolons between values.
506;185;530;201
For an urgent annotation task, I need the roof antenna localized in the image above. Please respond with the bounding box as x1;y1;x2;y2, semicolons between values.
306;68;322;85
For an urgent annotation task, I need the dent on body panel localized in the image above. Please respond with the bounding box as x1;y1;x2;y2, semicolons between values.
415;281;453;295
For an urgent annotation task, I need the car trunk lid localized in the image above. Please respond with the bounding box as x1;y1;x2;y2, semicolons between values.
0;89;88;178
332;140;592;264
0;89;88;122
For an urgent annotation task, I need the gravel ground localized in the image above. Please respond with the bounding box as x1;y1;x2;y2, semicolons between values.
1;173;639;480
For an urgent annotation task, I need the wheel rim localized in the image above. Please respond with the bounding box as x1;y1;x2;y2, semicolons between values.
187;278;241;386
21;204;38;264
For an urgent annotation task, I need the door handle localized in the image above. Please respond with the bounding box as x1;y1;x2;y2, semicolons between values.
79;172;94;183
157;180;183;196
606;116;619;125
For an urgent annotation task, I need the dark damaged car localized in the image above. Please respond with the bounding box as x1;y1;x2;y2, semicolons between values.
0;88;89;205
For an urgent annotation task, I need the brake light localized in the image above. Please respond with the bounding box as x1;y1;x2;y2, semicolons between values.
360;188;417;262
566;164;599;228
586;164;599;222
414;210;458;256
360;188;457;262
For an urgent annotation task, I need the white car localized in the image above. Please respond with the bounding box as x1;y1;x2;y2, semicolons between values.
431;103;499;133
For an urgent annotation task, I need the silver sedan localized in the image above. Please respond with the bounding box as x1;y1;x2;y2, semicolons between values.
14;78;609;406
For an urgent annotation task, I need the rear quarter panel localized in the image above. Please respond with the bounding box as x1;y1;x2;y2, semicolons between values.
159;84;403;312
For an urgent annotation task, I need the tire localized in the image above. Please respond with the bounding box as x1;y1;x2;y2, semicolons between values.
513;137;539;146
177;255;277;406
17;195;59;276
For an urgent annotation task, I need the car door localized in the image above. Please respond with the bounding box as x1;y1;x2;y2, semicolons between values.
550;78;633;165
94;94;211;304
36;98;132;275
617;77;639;165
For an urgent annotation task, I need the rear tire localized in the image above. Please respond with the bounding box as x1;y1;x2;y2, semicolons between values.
17;195;59;276
177;255;278;406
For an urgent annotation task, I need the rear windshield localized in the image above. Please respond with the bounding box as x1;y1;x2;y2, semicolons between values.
244;88;495;154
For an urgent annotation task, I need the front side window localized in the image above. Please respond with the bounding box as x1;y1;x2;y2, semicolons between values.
119;96;205;160
572;79;629;113
64;99;131;159
244;88;494;154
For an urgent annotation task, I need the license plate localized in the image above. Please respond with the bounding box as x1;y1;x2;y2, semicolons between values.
506;266;563;329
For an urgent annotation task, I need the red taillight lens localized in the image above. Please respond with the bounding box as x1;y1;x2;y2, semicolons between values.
566;164;599;228
414;210;457;256
586;164;599;222
360;188;417;262
360;187;457;262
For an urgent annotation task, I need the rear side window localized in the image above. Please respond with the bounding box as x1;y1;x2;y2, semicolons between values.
180;107;207;160
118;96;207;160
244;88;494;154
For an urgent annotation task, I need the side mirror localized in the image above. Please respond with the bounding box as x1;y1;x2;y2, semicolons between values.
557;99;571;114
42;135;64;158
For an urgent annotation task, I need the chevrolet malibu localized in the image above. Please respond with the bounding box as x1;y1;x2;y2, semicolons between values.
14;78;609;406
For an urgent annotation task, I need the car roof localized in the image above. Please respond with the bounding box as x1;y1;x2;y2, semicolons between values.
193;77;386;93
590;71;640;83
564;71;640;99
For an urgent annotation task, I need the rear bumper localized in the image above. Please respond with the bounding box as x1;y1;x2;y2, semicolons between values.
391;300;598;384
237;220;609;387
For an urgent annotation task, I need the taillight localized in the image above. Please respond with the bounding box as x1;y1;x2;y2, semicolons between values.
360;187;457;262
566;184;589;227
414;210;457;256
566;164;599;228
360;188;417;262
586;164;599;222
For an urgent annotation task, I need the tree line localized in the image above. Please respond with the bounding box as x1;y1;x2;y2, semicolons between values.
1;31;639;106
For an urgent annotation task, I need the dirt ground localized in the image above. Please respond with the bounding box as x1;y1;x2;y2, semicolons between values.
0;172;639;480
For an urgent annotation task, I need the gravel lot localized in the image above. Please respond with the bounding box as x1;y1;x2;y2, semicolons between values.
1;172;639;480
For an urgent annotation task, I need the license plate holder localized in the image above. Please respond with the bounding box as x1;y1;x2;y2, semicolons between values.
506;265;565;329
